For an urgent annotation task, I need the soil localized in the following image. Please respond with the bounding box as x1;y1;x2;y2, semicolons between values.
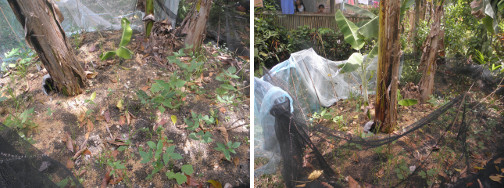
254;60;504;187
0;30;250;187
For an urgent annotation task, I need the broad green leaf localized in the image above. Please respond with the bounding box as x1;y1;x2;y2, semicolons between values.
220;84;236;91
163;153;170;165
232;142;241;148
358;16;378;40
173;172;187;184
139;150;152;163
20;108;34;124
367;44;378;59
482;16;494;34
343;3;376;18
116;46;133;59
155;140;163;160
338;53;363;74
119;18;133;47
335;10;365;50
181;164;194;175
227;66;237;74
159;105;166;114
147;141;156;149
398;99;418;106
99;51;116;61
173;79;186;88
189;132;199;140
171;153;182;160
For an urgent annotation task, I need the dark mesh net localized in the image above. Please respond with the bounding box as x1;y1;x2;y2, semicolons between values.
256;53;504;187
0;123;81;188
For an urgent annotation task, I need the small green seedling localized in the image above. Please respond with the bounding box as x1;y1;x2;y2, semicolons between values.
108;160;126;178
166;164;194;184
215;141;241;161
189;131;213;143
139;139;182;180
100;18;133;60
136;74;186;113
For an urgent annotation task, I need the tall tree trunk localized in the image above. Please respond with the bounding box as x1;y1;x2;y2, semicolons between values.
178;0;213;52
7;0;86;96
411;0;421;53
374;0;402;133
418;3;444;103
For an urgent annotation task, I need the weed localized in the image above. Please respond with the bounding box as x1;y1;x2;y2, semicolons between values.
166;164;194;184
107;160;126;179
138;136;192;184
215;141;241;161
3;107;36;142
136;73;186;113
215;66;240;95
167;45;205;80
418;168;437;186
1;48;35;78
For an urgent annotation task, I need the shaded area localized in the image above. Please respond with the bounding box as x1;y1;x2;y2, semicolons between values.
0;123;81;187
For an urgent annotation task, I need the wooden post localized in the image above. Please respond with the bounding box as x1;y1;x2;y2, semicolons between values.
7;0;86;96
374;0;401;133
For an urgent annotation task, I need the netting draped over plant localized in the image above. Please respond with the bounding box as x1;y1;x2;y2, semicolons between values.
254;49;504;187
255;48;383;177
0;0;180;64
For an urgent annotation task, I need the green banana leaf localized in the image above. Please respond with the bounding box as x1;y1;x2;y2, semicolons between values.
100;18;133;60
335;10;365;50
119;18;133;47
343;3;377;19
338;52;363;74
358;16;379;40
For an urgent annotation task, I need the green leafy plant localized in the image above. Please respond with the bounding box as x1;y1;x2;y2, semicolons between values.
335;8;378;105
139;138;181;180
189;130;213;143
394;159;410;180
418;168;438;186
167;45;205;80
136;73;186;113
107;160;126;178
1;47;35;77
215;66;240;95
184;112;214;143
100;18;133;60
3;107;36;142
214;141;240;161
166;164;194;184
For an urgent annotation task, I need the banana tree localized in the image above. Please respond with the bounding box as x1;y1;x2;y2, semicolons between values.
334;7;378;105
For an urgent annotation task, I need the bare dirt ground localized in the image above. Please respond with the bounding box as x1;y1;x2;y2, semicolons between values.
0;30;250;187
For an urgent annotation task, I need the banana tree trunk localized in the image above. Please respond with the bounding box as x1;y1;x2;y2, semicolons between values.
7;0;86;96
374;0;402;133
418;3;444;103
178;0;213;52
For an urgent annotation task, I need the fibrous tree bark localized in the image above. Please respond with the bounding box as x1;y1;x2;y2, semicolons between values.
7;0;86;96
178;0;213;52
374;0;402;133
418;2;444;103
